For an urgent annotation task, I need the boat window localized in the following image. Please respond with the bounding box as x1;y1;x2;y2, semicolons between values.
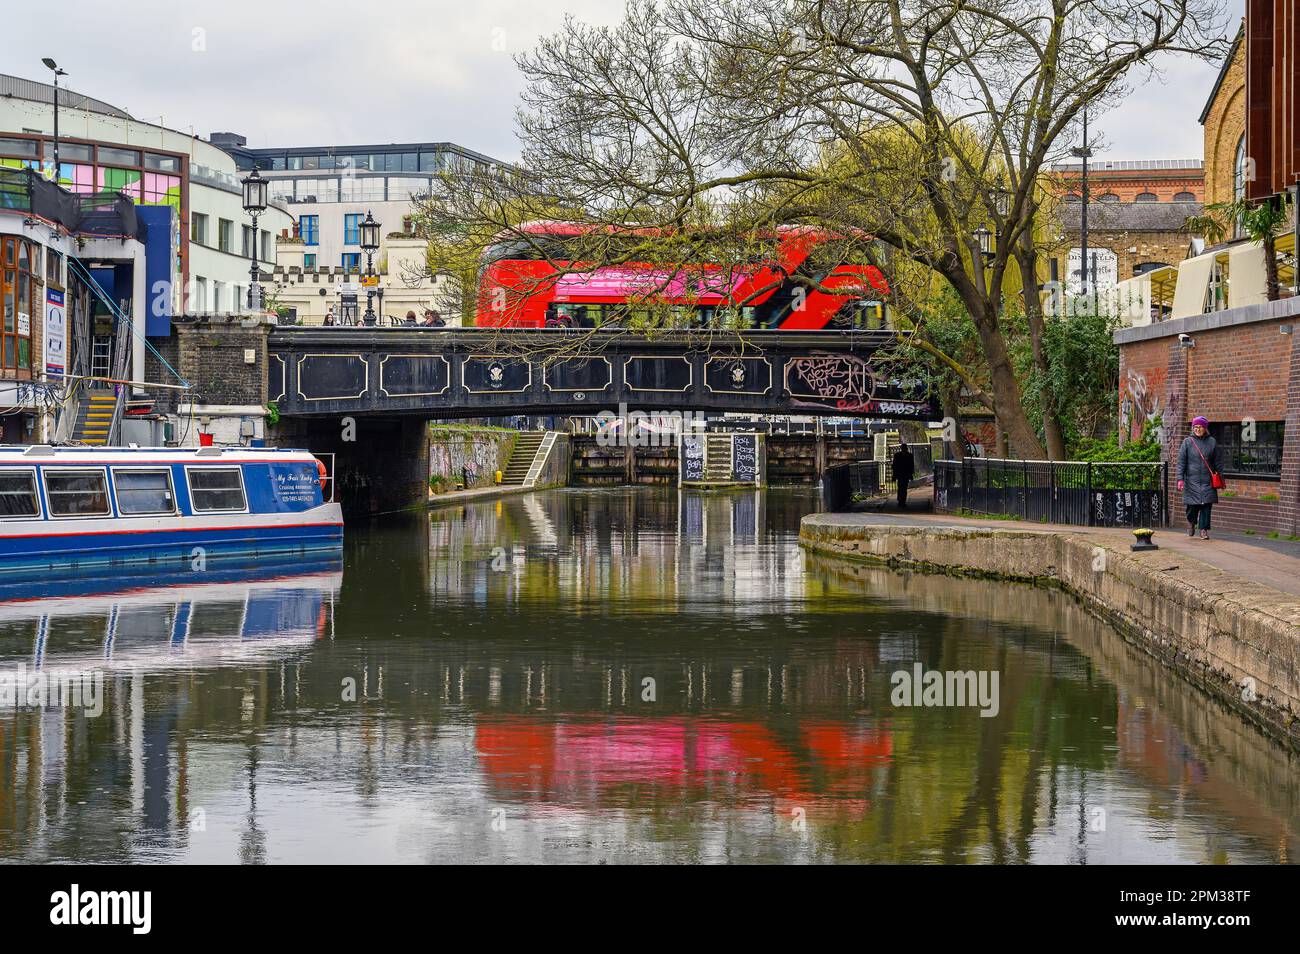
0;470;39;517
44;469;111;517
188;467;247;512
113;468;176;515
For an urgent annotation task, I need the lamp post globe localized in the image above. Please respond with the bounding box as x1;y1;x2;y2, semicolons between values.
241;168;270;312
360;211;381;325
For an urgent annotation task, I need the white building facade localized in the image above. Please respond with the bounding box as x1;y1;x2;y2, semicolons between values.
0;74;293;317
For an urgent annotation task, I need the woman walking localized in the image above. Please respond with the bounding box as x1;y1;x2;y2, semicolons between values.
1177;416;1222;539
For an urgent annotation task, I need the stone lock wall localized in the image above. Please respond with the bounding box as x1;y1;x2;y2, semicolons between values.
428;428;516;493
800;517;1300;748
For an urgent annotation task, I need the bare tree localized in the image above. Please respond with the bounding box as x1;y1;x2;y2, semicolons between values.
419;0;1227;456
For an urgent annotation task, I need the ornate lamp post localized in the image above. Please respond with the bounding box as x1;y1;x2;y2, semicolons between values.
241;168;269;312
360;211;380;325
972;226;995;261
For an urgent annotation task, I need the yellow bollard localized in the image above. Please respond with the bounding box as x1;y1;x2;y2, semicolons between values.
494;469;503;485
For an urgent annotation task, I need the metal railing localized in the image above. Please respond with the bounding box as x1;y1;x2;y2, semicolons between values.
821;443;935;511
934;458;1168;527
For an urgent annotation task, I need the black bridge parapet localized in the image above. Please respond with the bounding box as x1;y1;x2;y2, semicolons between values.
266;327;938;420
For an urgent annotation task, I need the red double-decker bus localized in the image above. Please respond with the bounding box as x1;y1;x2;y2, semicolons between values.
475;221;889;329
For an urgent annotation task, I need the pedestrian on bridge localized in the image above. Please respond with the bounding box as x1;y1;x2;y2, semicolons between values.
1177;416;1221;540
891;444;915;509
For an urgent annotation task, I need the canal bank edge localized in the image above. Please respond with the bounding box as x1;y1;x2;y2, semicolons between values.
798;516;1300;749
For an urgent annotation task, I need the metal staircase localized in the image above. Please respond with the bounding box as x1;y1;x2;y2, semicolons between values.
69;388;119;445
57;258;138;446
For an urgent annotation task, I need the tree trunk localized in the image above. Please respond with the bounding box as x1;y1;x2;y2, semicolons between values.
972;315;1047;459
1015;246;1067;459
1264;234;1280;302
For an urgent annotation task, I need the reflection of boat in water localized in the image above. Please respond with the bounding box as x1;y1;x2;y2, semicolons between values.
477;716;891;817
0;558;342;674
0;446;343;579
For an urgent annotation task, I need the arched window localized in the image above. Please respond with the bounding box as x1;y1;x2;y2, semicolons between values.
1098;192;1121;202
1064;192;1082;202
1232;136;1247;203
1134;192;1158;202
1172;191;1196;202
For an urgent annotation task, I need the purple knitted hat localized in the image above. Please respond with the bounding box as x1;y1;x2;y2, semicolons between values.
1191;416;1209;427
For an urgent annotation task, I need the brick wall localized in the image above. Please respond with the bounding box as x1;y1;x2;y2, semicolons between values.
1119;308;1298;535
1203;31;1246;207
172;320;270;408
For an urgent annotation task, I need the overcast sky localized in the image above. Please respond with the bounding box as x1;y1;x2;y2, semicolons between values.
4;0;1245;164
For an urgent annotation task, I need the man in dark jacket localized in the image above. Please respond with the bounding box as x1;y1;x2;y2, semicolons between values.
891;444;916;509
1177;416;1220;539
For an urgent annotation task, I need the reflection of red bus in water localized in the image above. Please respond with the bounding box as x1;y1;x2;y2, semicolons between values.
476;222;890;329
476;717;892;817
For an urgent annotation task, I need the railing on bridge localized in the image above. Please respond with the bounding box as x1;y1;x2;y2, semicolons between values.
267;326;941;420
934;458;1168;528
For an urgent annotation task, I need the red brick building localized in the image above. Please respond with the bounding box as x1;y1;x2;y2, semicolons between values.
1116;3;1299;536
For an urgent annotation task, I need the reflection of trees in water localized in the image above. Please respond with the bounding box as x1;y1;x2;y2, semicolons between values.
2;494;1295;863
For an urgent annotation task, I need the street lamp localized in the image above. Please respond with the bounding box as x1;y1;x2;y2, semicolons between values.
991;186;1013;221
1071;106;1094;293
241;168;268;312
972;226;994;260
41;58;67;179
360;211;380;325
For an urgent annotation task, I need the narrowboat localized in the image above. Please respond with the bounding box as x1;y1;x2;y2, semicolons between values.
0;445;343;574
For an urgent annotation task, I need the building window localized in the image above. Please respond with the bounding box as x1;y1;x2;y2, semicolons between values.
48;142;92;163
96;146;141;166
218;219;233;253
304;254;317;269
1097;192;1120;202
342;253;361;271
261;231;270;262
0;137;38;157
344;214;363;245
300;215;319;245
1172;191;1196;202
192;212;208;245
187;467;247;512
43;469;111;517
1232;136;1247;203
46;248;63;286
0;236;36;375
1134;192;1158;202
242;224;255;258
1207;421;1284;479
143;153;181;172
194;276;207;312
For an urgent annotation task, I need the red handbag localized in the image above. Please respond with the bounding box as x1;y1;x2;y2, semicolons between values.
1191;438;1225;490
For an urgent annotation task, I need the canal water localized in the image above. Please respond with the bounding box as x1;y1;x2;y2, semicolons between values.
0;488;1296;864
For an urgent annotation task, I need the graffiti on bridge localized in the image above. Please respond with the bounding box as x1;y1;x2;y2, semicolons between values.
783;353;935;418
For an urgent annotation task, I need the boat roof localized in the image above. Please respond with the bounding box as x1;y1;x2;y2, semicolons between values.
0;445;318;460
